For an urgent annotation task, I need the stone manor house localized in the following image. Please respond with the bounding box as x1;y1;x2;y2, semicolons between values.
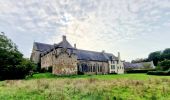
30;35;124;75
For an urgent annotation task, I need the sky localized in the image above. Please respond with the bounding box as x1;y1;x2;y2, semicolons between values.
0;0;170;61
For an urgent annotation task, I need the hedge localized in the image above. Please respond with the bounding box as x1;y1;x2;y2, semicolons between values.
126;69;156;73
147;70;170;76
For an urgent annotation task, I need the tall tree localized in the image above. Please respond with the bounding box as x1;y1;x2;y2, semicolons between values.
148;51;161;66
162;48;170;60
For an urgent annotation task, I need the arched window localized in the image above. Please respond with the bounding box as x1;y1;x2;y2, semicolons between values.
91;65;93;72
89;65;91;72
100;66;102;72
98;65;100;72
93;64;96;72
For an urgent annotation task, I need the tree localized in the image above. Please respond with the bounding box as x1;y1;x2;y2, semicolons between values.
148;51;161;66
0;32;35;80
158;60;170;71
162;48;170;60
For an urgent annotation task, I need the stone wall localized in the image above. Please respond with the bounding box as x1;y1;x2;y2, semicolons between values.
31;51;41;64
52;52;78;75
41;52;53;69
30;44;41;64
40;47;124;75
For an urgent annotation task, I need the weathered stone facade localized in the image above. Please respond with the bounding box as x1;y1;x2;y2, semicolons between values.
52;49;77;75
31;35;124;75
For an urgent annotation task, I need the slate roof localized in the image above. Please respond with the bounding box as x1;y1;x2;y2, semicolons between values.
34;38;116;62
54;40;73;49
34;42;53;52
76;49;116;62
123;62;155;69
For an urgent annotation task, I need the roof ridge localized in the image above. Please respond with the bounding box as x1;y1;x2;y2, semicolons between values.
77;49;112;55
34;42;53;46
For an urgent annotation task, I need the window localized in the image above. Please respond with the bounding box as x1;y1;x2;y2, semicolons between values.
111;65;115;69
100;66;102;72
93;65;96;72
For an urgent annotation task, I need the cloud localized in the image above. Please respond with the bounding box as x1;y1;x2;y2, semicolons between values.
0;0;170;61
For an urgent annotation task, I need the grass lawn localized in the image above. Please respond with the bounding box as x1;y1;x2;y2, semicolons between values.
0;73;170;100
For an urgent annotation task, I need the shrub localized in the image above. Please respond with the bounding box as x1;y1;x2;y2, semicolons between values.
0;58;36;80
126;69;155;73
147;70;170;76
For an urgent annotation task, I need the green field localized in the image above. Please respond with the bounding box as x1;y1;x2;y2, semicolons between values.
0;73;170;100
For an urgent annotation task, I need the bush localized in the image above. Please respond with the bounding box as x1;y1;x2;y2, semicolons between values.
40;68;47;73
126;69;155;73
0;58;36;80
147;70;170;76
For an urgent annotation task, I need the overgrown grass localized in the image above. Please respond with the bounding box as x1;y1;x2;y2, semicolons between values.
0;73;170;100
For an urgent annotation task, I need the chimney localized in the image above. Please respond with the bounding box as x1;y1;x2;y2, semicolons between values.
74;43;76;49
63;35;66;41
118;52;121;62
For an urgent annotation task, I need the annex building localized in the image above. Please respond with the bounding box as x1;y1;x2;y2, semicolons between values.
30;35;124;75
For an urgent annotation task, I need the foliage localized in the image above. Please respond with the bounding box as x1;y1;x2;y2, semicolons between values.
147;59;170;75
147;70;170;76
147;48;170;66
158;60;170;71
0;32;35;80
35;63;41;72
148;51;161;66
1;74;170;100
162;48;170;60
126;69;156;73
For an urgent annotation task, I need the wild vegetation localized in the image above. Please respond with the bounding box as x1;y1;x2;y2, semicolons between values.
0;73;170;100
0;32;35;80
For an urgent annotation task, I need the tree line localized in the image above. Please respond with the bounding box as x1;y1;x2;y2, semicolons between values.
131;48;170;71
148;49;170;66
